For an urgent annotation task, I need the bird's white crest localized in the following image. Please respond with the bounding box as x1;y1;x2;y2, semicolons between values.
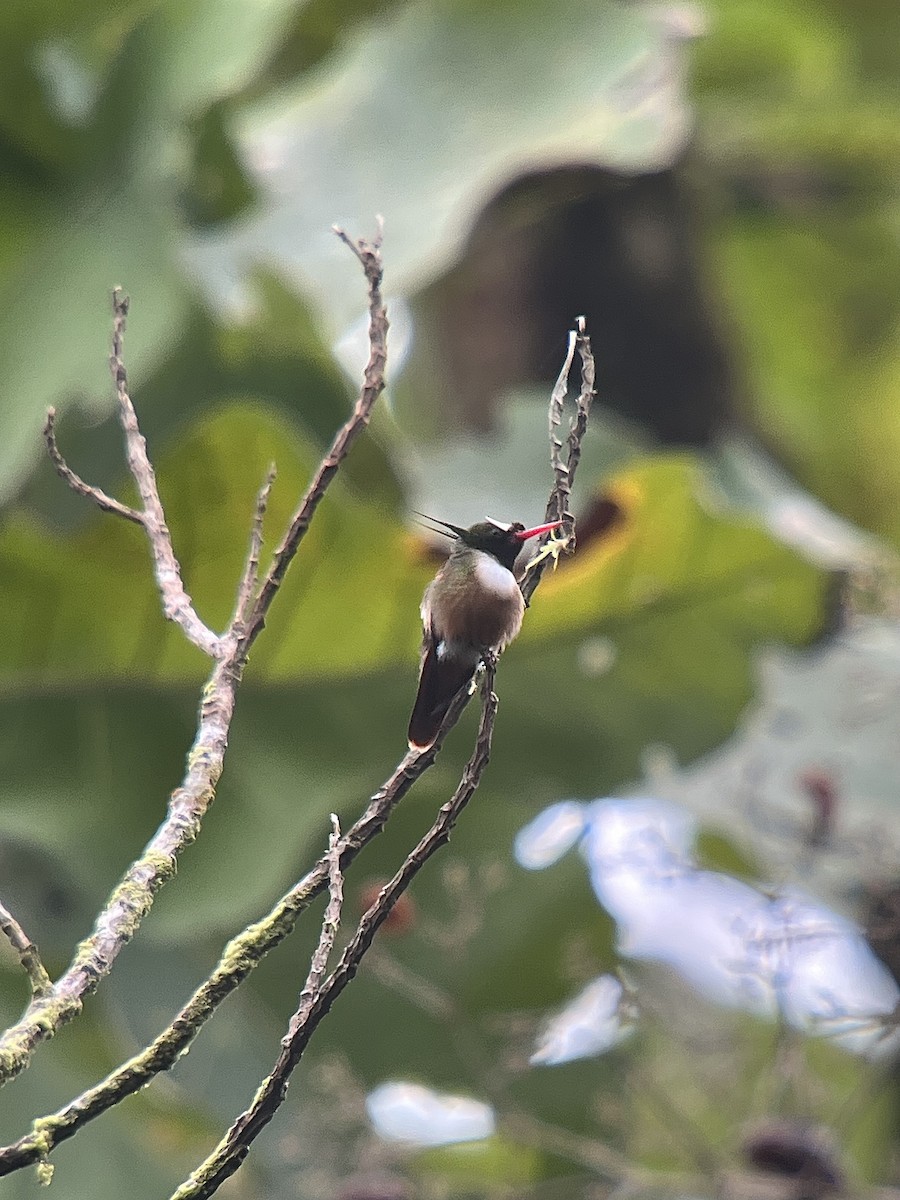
484;516;513;531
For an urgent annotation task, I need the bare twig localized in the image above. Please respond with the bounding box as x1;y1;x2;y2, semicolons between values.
171;661;499;1199
547;328;578;525
109;289;222;657
43;409;144;526
0;902;51;1000
243;226;387;654
564;317;594;517
230;465;276;635
298;815;344;1016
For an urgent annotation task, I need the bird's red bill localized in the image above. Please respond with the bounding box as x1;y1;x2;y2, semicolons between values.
514;520;563;541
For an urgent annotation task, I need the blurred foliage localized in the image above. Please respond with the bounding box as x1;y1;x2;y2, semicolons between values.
0;0;897;1198
694;0;900;548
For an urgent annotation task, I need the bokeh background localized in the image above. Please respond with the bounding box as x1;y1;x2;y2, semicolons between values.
1;1;899;1196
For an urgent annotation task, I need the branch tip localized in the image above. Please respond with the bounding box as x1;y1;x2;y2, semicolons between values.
111;288;129;318
42;404;144;526
243;225;387;651
522;316;594;602
0;902;52;1000
332;223;384;279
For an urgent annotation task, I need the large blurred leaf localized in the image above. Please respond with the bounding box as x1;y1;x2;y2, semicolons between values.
0;0;324;506
2;403;419;685
694;0;900;547
527;456;823;644
713;218;900;546
0;185;190;506
189;0;693;332
2;421;825;692
20;274;401;528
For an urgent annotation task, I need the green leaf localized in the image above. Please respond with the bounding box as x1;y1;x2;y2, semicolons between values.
0;0;351;506
0;187;190;506
693;1;900;548
3;403;416;685
196;0;693;332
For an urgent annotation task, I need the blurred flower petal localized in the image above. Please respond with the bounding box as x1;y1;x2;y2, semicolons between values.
531;974;632;1066
366;1082;495;1146
514;800;588;869
520;796;900;1054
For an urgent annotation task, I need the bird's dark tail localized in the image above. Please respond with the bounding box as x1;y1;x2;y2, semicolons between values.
407;642;477;750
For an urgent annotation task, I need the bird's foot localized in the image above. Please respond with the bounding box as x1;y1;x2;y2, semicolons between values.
480;649;499;672
472;650;498;687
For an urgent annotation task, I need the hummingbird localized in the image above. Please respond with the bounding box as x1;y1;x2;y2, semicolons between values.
407;515;562;750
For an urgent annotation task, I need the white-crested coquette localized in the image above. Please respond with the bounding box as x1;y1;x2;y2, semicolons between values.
407;515;562;749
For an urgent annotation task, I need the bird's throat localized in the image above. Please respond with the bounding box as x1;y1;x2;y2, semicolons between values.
426;549;524;653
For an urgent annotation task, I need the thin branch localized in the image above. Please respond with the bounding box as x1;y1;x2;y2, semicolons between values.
108;289;221;658
171;661;499;1200
242;227;388;654
564;317;594;517
333;214;384;265
297;815;344;1019
43;408;144;526
229;464;276;635
0;902;52;1000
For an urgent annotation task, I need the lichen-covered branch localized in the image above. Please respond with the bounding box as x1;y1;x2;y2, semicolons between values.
0;652;240;1092
0;229;387;1092
0;690;474;1175
171;661;499;1200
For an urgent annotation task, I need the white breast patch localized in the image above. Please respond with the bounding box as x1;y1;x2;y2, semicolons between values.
474;551;519;597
